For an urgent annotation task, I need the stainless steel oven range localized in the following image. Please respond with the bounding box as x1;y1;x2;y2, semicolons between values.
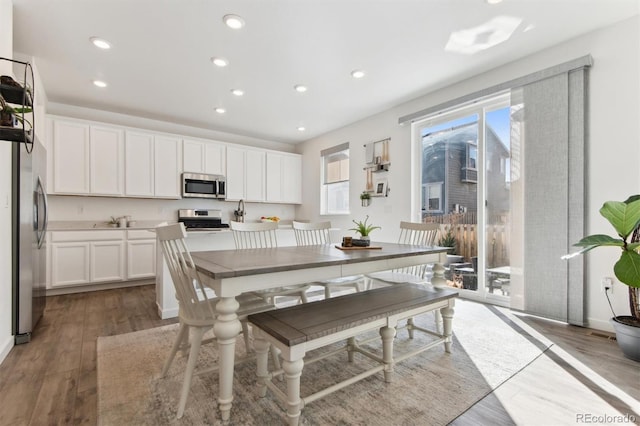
178;209;230;231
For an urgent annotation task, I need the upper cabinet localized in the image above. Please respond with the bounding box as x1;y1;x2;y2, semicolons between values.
266;152;302;204
51;119;90;194
226;146;265;202
124;131;181;199
90;126;125;196
183;139;226;175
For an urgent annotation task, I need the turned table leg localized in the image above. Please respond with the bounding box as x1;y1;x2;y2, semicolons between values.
213;296;241;421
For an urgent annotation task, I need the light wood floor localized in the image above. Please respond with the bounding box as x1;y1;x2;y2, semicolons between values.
0;285;638;425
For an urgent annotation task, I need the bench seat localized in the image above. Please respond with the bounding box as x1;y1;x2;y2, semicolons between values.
248;284;458;425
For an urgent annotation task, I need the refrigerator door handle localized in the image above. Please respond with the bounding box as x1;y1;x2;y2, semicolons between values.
36;175;48;249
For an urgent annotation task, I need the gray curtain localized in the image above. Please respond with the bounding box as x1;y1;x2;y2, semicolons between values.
512;67;588;325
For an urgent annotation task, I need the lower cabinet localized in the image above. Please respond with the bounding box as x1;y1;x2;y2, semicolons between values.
126;230;156;280
49;229;156;289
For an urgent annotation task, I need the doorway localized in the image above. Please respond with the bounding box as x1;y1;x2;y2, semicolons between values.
415;94;512;305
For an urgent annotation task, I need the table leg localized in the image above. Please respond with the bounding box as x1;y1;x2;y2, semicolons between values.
441;303;455;353
213;296;242;421
431;261;446;288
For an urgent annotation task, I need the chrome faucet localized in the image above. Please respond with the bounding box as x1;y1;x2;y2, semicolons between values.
234;199;245;222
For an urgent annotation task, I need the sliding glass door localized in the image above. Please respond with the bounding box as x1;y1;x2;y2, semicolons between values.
416;94;512;305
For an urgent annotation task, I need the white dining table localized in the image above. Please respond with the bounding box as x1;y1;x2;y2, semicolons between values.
190;242;448;421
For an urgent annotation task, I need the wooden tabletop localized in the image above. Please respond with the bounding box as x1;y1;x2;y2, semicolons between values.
191;243;447;280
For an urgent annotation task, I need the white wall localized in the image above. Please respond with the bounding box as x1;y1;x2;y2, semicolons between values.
0;0;14;364
296;16;640;332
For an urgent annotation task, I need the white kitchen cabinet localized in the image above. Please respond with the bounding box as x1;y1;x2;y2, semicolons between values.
51;119;90;194
225;146;246;201
90;125;125;196
50;230;125;288
125;131;155;197
48;229;155;290
51;242;90;287
183;139;226;175
126;230;156;280
225;147;265;201
125;131;181;198
266;152;302;204
245;149;265;201
154;135;182;198
90;240;126;282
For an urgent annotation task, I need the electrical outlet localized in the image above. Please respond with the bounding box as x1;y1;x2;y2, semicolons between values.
601;277;614;293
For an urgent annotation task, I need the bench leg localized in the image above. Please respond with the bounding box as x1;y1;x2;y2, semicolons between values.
347;337;356;362
380;325;396;383
441;306;455;353
406;317;415;339
283;358;304;426
254;335;271;398
434;310;443;334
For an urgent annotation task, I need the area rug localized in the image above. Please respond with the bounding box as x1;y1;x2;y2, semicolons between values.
97;300;551;425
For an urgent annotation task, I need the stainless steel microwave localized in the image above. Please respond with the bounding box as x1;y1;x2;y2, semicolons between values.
182;173;226;199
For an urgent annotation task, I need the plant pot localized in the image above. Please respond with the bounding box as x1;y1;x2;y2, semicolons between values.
361;198;371;207
610;316;640;362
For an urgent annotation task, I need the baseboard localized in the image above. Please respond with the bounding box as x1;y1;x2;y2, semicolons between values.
0;334;14;366
157;302;178;320
45;279;154;296
586;317;615;333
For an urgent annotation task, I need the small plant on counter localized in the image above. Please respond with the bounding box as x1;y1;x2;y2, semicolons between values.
350;215;380;238
360;191;371;200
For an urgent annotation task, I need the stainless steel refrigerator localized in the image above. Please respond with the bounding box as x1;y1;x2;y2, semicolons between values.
12;137;48;344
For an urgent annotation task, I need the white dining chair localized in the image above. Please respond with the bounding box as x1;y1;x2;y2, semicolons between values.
366;221;439;286
365;221;440;336
156;222;275;419
230;221;311;305
292;220;364;298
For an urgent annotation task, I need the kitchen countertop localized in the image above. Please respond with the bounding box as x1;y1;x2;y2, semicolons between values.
47;220;293;232
47;220;172;231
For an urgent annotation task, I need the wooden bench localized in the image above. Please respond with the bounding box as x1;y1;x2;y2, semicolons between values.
248;284;458;425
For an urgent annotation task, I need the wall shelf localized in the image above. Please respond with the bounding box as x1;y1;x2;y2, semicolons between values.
0;57;35;151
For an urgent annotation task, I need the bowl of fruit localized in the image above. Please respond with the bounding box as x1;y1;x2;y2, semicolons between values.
260;216;280;223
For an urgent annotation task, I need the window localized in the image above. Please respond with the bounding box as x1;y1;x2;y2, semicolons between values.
321;143;350;215
422;182;443;212
466;142;478;170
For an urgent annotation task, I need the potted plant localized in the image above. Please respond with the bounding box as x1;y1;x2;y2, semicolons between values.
360;191;371;207
564;195;640;361
0;94;32;128
350;215;380;242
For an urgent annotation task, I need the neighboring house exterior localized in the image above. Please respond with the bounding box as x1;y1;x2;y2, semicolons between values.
421;122;510;220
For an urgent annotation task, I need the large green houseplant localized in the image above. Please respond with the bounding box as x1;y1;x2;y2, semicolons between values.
565;195;640;361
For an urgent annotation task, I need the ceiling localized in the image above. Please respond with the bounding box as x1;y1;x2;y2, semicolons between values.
11;0;639;144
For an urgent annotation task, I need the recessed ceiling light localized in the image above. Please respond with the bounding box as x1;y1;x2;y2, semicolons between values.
211;57;228;67
223;14;245;29
215;107;226;114
93;80;107;88
297;126;306;132
231;89;244;96
294;84;308;93
351;70;365;79
90;37;111;49
486;0;503;4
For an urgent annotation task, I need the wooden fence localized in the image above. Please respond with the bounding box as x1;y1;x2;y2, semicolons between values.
425;213;511;267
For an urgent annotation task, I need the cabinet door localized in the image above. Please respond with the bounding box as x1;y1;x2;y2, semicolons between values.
204;143;226;175
51;242;90;287
182;139;205;173
154;135;181;198
282;154;302;203
91;241;126;282
245;149;265;202
265;152;283;202
52;120;90;194
90;125;124;196
225;146;245;201
127;239;156;279
125;131;155;197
